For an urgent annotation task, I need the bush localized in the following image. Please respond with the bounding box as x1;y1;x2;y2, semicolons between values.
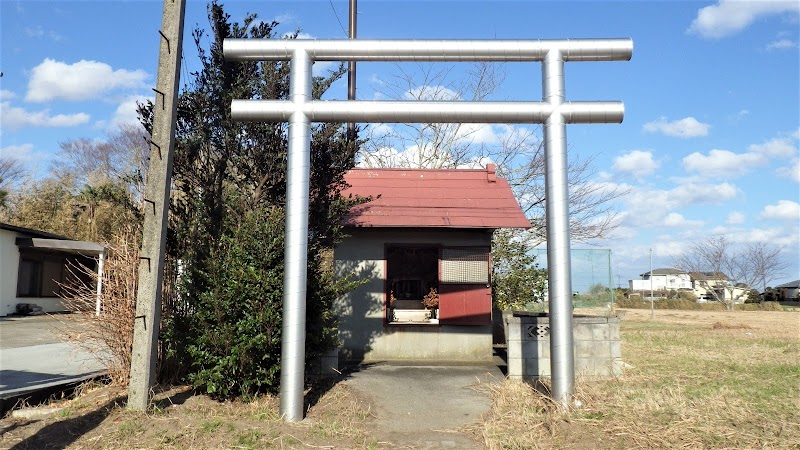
492;229;547;310
183;207;348;399
737;301;784;311
614;296;725;311
615;296;646;309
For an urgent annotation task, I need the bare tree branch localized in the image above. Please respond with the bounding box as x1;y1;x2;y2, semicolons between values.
361;62;629;244
673;236;788;310
0;154;25;187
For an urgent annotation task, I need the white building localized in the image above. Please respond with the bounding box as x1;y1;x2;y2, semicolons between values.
629;268;692;292
1;223;105;317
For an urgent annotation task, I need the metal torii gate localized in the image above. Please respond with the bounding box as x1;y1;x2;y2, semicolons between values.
223;38;633;421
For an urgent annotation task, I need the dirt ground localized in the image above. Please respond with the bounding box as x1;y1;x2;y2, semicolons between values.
1;308;797;449
614;307;799;340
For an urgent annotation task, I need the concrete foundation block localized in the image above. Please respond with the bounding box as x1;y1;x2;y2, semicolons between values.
527;357;549;377
575;340;596;359
572;324;594;341
592;325;611;341
507;357;524;377
611;342;622;359
505;312;623;380
506;322;523;341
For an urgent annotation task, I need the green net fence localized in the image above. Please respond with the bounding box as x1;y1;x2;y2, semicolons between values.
531;248;615;309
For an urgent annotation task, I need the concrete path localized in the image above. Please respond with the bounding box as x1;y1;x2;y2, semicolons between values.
0;315;104;399
343;364;503;449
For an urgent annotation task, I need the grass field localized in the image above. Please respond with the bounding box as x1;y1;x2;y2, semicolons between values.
1;308;798;449
479;308;800;449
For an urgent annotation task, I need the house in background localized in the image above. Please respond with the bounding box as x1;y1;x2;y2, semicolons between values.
0;223;105;317
629;268;692;293
774;280;800;300
688;271;749;303
334;165;529;364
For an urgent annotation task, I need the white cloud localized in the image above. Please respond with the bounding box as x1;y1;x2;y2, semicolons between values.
274;13;295;24
760;200;800;221
748;137;797;158
0;90;16;100
766;38;798;50
366;123;394;137
733;109;749;120
688;0;800;39
730;226;800;248
0;143;35;160
405;85;461;101
776;158;800;182
0;101;90;131
613;150;659;177
663;212;704;228
682;149;765;178
619;181;737;229
357;140;494;170
683;134;798;178
671;182;739;205
726;211;746;225
312;60;339;77
652;240;689;258
107;95;149;130
26;58;148;102
454;123;498;145
24;25;63;41
643;116;710;138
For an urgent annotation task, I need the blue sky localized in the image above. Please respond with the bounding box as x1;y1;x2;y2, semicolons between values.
1;1;798;286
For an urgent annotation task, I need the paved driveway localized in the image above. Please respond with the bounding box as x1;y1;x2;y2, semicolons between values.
344;364;503;449
0;315;104;398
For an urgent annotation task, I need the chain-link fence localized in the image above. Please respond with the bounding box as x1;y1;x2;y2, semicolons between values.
531;248;615;309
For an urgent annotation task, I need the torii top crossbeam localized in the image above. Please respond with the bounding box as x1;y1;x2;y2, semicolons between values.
223;38;632;422
225;38;632;61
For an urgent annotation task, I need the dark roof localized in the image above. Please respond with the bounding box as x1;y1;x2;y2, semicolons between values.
342;165;531;229
775;279;800;289
689;271;729;281
640;268;687;277
15;237;105;255
0;222;68;239
1;223;105;255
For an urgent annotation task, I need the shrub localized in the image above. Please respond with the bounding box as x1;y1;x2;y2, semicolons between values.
737;301;784;312
183;207;349;399
492;229;547;310
614;296;725;311
615;296;646;309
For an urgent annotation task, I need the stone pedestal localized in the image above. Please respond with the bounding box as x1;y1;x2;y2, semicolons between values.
505;312;622;380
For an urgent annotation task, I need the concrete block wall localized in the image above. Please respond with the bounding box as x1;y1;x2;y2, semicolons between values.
506;313;622;380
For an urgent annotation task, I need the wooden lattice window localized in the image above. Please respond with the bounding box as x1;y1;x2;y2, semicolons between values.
440;247;490;284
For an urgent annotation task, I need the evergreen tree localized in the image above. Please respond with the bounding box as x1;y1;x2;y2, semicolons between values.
143;1;361;398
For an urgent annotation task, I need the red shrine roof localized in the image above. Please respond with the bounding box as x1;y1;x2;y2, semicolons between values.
342;165;531;229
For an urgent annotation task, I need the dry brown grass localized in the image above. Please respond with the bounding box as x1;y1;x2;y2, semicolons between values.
0;382;377;449
4;308;797;449
711;321;753;330
479;309;800;449
610;307;799;340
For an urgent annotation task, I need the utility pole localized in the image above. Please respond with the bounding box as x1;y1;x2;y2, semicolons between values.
128;0;185;411
347;0;357;136
649;248;654;319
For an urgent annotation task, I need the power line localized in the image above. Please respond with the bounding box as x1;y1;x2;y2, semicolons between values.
328;0;347;37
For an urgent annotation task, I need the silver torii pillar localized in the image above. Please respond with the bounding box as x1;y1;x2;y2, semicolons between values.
223;38;632;420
